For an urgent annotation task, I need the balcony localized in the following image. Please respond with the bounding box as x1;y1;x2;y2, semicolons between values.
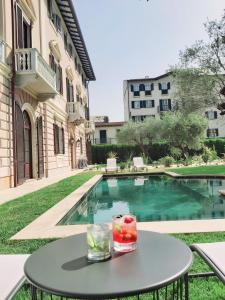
85;120;95;134
67;102;85;124
15;48;57;98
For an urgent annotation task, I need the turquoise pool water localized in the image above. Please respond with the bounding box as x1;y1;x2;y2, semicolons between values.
59;176;225;225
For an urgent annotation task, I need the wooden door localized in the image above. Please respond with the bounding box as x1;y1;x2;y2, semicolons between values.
37;117;44;178
15;104;25;184
23;111;32;179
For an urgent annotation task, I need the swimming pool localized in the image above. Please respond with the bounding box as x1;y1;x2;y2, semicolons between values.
58;176;225;225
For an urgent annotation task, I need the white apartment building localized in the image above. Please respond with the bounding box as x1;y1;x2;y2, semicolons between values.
123;72;225;138
0;0;95;190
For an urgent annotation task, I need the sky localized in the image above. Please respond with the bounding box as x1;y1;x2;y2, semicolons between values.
74;0;225;121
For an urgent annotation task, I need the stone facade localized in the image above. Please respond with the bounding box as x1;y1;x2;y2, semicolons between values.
0;0;95;190
93;122;125;145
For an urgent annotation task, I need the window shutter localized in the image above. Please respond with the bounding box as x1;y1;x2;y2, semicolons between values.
58;66;63;94
167;82;171;90
47;0;53;18
53;124;56;154
16;5;23;48
207;129;210;137
130;85;133;92
158;83;162;90
131;101;134;109
168;99;172;110
214;111;217;119
152;100;155;107
216;129;219;136
151;83;154;91
64;33;68;51
159;100;163;111
140;84;145;91
62;128;65;154
66;78;69;102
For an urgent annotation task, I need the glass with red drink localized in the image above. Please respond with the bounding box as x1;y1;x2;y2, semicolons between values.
112;214;137;252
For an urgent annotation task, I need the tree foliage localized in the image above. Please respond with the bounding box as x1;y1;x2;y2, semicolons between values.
171;10;225;113
118;113;207;158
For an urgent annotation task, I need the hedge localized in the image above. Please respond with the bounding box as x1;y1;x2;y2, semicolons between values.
91;138;225;164
91;142;170;164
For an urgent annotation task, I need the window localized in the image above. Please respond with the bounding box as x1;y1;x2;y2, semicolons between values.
49;54;63;94
68;44;73;57
159;82;170;95
52;14;62;33
74;57;78;70
145;84;152;96
78;64;82;75
206;111;217;120
66;78;74;102
64;32;68;51
80;137;83;154
139;84;145;91
100;130;107;144
53;124;65;154
146;100;155;108
47;0;53;18
132;116;146;122
207;128;219;137
159;99;171;111
16;5;32;49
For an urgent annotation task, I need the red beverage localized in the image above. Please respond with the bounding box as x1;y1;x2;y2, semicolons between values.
112;215;137;252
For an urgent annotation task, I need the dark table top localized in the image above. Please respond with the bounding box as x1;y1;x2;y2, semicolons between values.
24;231;193;299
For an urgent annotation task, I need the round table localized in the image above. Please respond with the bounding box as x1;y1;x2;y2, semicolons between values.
24;231;193;299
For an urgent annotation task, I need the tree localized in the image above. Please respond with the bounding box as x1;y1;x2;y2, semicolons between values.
117;118;163;156
171;67;219;115
161;112;208;159
173;10;225;113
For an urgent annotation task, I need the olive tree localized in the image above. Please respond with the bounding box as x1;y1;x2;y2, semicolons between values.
117;118;163;156
161;112;208;158
172;11;225;114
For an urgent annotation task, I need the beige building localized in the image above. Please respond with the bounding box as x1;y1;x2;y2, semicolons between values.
0;0;95;190
93;121;125;145
123;72;225;138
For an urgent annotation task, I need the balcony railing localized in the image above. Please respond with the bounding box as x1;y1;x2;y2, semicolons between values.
93;138;117;145
15;48;57;96
0;41;6;64
85;120;95;134
67;102;85;123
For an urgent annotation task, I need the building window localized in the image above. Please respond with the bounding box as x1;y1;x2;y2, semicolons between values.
52;14;62;33
100;130;107;144
159;99;171;111
78;64;82;75
145;83;154;96
206;111;217;120
146;100;155;108
207;128;219;137
68;43;73;57
80;137;83;154
74;57;78;70
132;116;146;122
49;54;63;94
64;32;68;51
16;4;32;49
53;124;65;154
66;78;74;102
159;82;170;95
132;100;155;109
133;84;140;97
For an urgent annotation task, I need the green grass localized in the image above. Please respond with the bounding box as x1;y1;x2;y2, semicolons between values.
168;164;225;175
0;171;97;254
1;169;225;299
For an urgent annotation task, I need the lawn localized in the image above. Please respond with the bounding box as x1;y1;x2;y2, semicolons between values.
168;164;225;175
0;169;225;299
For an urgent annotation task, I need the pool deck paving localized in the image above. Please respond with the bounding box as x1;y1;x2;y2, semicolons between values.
11;173;225;240
0;169;84;206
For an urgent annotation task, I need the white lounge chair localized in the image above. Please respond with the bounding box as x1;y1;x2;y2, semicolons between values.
0;254;29;300
190;242;225;285
133;157;148;172
105;159;119;173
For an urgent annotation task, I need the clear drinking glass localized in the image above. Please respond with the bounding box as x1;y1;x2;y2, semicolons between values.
87;224;111;261
112;214;137;252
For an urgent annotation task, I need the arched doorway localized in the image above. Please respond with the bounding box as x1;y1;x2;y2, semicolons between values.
15;104;33;184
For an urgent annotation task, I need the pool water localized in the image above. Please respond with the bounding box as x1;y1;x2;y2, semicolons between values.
58;176;225;225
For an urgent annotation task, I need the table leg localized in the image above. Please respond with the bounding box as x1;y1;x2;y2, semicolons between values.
31;285;37;300
184;273;189;300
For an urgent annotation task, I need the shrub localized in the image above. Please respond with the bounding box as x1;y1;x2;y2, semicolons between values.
107;151;118;159
158;156;175;167
204;138;225;157
191;155;203;164
202;146;218;163
120;162;126;170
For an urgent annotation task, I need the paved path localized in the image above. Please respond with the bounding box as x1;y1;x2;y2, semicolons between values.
0;169;84;206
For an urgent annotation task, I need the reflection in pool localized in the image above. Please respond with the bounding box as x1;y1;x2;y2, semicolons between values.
58;176;225;225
